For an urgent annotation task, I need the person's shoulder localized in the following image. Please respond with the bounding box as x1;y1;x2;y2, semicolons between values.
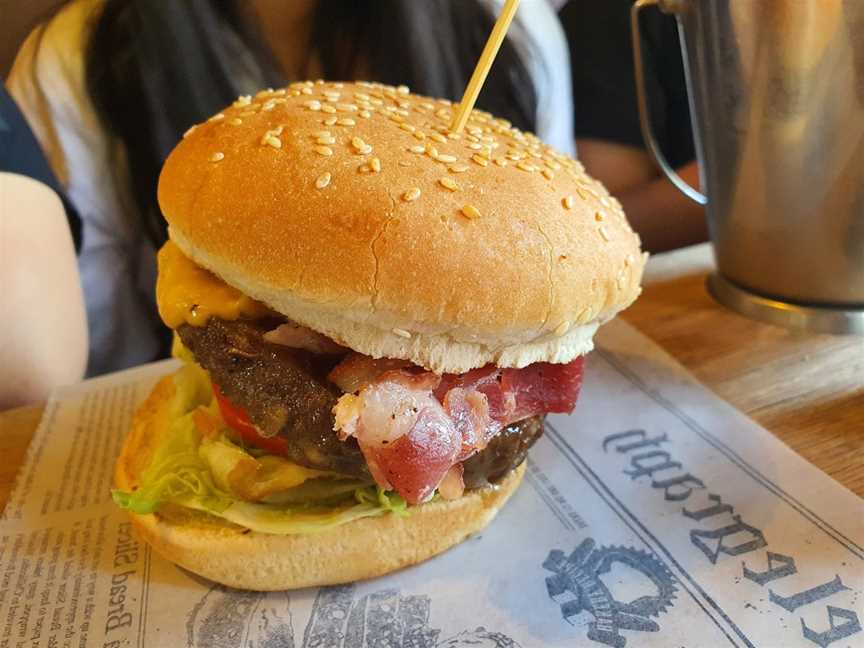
10;0;104;89
7;0;107;186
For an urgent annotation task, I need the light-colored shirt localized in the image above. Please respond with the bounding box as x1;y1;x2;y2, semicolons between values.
8;0;575;376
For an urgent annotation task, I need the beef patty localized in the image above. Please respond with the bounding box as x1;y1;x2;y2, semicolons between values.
177;318;545;489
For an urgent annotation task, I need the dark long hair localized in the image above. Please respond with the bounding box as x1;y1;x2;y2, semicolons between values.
84;0;538;247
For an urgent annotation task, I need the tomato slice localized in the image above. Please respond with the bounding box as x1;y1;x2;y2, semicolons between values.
211;383;289;455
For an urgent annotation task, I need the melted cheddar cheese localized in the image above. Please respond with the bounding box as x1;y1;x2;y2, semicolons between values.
156;240;272;328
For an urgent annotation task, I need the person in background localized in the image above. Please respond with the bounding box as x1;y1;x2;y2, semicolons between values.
0;85;87;407
7;0;574;377
559;0;707;253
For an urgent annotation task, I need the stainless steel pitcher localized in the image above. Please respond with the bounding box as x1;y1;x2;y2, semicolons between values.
632;0;864;334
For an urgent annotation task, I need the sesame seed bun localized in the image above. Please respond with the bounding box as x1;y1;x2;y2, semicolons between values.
158;81;645;374
115;375;525;591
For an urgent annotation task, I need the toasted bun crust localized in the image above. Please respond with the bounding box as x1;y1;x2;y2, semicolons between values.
158;81;645;373
116;376;525;591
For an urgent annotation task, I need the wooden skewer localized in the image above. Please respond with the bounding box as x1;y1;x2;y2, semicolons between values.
450;0;522;134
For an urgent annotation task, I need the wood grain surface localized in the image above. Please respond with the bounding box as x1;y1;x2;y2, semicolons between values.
0;244;861;511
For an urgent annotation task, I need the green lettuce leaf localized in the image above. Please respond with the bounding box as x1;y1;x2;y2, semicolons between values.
112;354;408;534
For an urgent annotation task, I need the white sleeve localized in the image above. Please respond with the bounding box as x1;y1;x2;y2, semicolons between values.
481;0;576;156
7;0;163;375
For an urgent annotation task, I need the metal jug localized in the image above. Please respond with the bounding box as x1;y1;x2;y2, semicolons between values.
632;0;864;334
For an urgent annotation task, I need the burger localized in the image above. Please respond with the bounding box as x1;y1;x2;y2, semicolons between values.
113;81;645;591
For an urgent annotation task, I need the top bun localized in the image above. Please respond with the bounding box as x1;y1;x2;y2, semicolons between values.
158;81;645;374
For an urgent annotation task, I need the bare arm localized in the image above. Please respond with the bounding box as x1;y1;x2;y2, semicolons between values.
577;138;708;253
0;173;87;408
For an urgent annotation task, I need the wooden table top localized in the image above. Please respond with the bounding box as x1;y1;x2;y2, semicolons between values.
0;244;862;512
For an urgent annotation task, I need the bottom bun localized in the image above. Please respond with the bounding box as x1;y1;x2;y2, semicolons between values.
115;375;525;591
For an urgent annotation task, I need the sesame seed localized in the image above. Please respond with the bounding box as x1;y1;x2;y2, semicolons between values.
317;135;336;145
316;172;331;189
616;275;625;291
261;102;276;111
370;157;382;172
409;145;426;154
396;85;410;95
412;131;427;140
315;145;334;156
468;142;483;150
358;144;372;155
393;328;412;338
399;123;416;133
402;187;421;202
263;135;282;149
351;136;366;150
545;160;561;170
425;146;439;159
625;253;635;266
314;130;332;138
321;104;337;114
229;118;243;126
439;177;459;192
429;132;447;144
359;111;371;119
234;95;251;107
461;204;481;220
301;87;313;95
355;92;371;101
304;100;322;111
600;195;611;207
449;164;470;173
576;187;590;200
595;212;605;222
337;118;356;126
337;103;358;112
209;113;225;122
471;154;489;167
517;161;537;172
506;151;524;161
563;196;575;210
323;116;339;126
183;125;198;138
494;158;508;167
554;321;571;337
598;226;611;241
437;154;457;163
209;152;224;162
542;169;554;180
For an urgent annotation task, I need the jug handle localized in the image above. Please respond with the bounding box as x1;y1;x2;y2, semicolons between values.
631;0;708;205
